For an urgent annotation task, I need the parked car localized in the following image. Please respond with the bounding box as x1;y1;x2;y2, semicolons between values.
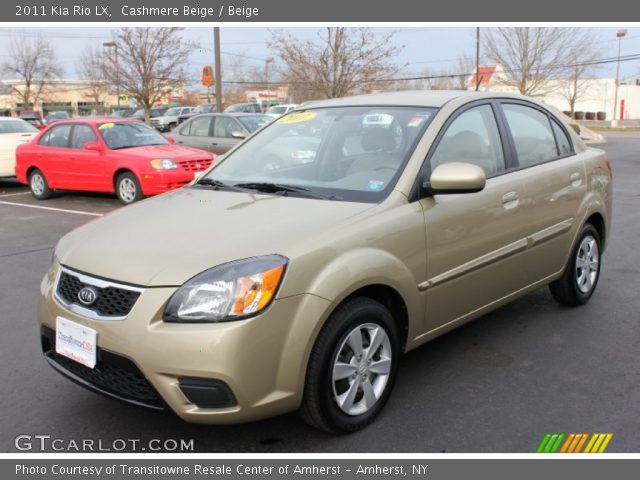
172;113;272;155
265;104;298;119
15;118;214;204
150;106;195;132
45;111;71;124
177;104;217;125
110;109;136;118
132;107;169;121
225;102;262;113
0;118;39;177
22;117;47;131
37;91;611;433
19;110;43;121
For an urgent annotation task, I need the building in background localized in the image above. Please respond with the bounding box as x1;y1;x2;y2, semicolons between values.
470;65;640;120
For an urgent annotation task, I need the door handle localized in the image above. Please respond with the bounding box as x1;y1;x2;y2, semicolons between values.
570;172;582;187
502;191;519;210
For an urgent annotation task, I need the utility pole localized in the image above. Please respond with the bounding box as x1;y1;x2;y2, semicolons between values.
475;27;480;91
214;27;223;112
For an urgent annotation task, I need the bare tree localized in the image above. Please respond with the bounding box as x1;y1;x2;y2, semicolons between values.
484;27;594;96
454;56;476;90
560;51;600;115
1;35;61;109
101;28;195;122
76;46;110;114
268;28;403;100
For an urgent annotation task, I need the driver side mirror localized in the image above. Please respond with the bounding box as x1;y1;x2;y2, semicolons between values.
84;141;103;153
231;131;247;139
426;162;486;195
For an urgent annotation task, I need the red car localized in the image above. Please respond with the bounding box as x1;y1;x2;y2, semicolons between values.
15;118;214;204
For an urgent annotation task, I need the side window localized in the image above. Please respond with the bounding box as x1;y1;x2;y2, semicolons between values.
502;104;559;167
182;116;211;137
551;120;573;156
213;116;240;138
70;125;98;149
430;104;505;176
42;125;72;148
39;130;52;146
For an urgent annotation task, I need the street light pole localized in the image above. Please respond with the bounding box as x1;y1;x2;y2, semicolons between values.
265;57;274;106
213;28;222;112
612;29;627;126
103;42;120;110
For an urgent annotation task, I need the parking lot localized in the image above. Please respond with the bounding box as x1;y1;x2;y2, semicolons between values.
1;133;639;453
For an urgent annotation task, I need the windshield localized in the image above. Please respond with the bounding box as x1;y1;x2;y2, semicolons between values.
200;106;436;202
0;119;38;134
164;107;180;116
195;105;213;113
97;122;169;149
267;106;287;114
226;104;249;112
48;112;68;119
238;115;272;132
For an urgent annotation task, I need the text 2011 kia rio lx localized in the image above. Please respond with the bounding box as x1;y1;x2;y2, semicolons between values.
39;91;612;433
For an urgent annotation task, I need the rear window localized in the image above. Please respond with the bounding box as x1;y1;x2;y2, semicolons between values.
0;119;38;134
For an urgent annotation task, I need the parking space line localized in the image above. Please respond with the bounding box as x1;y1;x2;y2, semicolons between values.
0;200;104;217
0;191;31;198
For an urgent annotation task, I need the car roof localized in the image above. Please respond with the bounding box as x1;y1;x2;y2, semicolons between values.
0;117;29;121
299;90;532;109
43;118;141;125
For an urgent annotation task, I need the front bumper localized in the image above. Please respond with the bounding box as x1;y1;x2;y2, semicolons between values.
138;170;201;196
38;262;332;424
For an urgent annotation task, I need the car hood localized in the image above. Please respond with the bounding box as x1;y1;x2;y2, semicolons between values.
119;144;211;159
56;187;375;287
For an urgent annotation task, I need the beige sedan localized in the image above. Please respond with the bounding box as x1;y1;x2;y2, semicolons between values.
0;118;39;177
39;91;612;433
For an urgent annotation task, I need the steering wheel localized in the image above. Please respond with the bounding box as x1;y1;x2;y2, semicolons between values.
373;163;398;172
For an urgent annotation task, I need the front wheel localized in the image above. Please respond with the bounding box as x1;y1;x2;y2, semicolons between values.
115;172;143;204
300;297;400;433
549;223;601;306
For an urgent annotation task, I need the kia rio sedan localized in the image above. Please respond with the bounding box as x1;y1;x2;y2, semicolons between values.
39;91;612;433
15;119;214;204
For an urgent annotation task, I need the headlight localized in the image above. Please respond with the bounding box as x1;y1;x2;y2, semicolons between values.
150;158;177;170
164;255;287;323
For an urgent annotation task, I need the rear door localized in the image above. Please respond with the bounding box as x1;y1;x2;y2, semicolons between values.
173;115;214;152
498;101;586;284
419;101;531;332
36;124;73;188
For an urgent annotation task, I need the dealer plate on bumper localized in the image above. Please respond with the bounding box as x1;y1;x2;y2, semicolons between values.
55;317;97;369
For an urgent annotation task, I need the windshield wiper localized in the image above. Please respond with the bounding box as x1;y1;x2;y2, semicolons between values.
196;178;256;193
233;182;339;200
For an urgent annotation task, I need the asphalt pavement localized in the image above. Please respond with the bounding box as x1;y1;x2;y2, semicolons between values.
1;135;639;453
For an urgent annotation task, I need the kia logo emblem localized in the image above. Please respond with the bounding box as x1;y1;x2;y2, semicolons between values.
77;286;98;306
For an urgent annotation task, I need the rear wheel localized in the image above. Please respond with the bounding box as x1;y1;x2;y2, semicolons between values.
549;223;601;306
300;297;400;433
115;172;143;204
29;169;53;200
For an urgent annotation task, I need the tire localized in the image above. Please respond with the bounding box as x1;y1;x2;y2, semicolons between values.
549;223;602;306
300;297;400;433
28;169;53;200
115;172;143;204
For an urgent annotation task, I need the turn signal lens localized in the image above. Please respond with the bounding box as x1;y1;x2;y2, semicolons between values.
230;265;285;316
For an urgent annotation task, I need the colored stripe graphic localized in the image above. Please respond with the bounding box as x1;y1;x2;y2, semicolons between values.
538;433;613;453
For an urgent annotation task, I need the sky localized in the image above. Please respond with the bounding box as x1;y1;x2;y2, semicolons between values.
0;26;639;88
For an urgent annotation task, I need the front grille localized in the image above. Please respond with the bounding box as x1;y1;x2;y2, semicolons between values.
41;326;164;410
178;158;212;172
56;269;141;318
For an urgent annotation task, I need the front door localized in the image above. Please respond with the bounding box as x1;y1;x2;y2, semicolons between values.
419;102;530;333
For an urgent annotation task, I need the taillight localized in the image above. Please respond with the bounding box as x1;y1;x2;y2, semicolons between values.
605;159;613;178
